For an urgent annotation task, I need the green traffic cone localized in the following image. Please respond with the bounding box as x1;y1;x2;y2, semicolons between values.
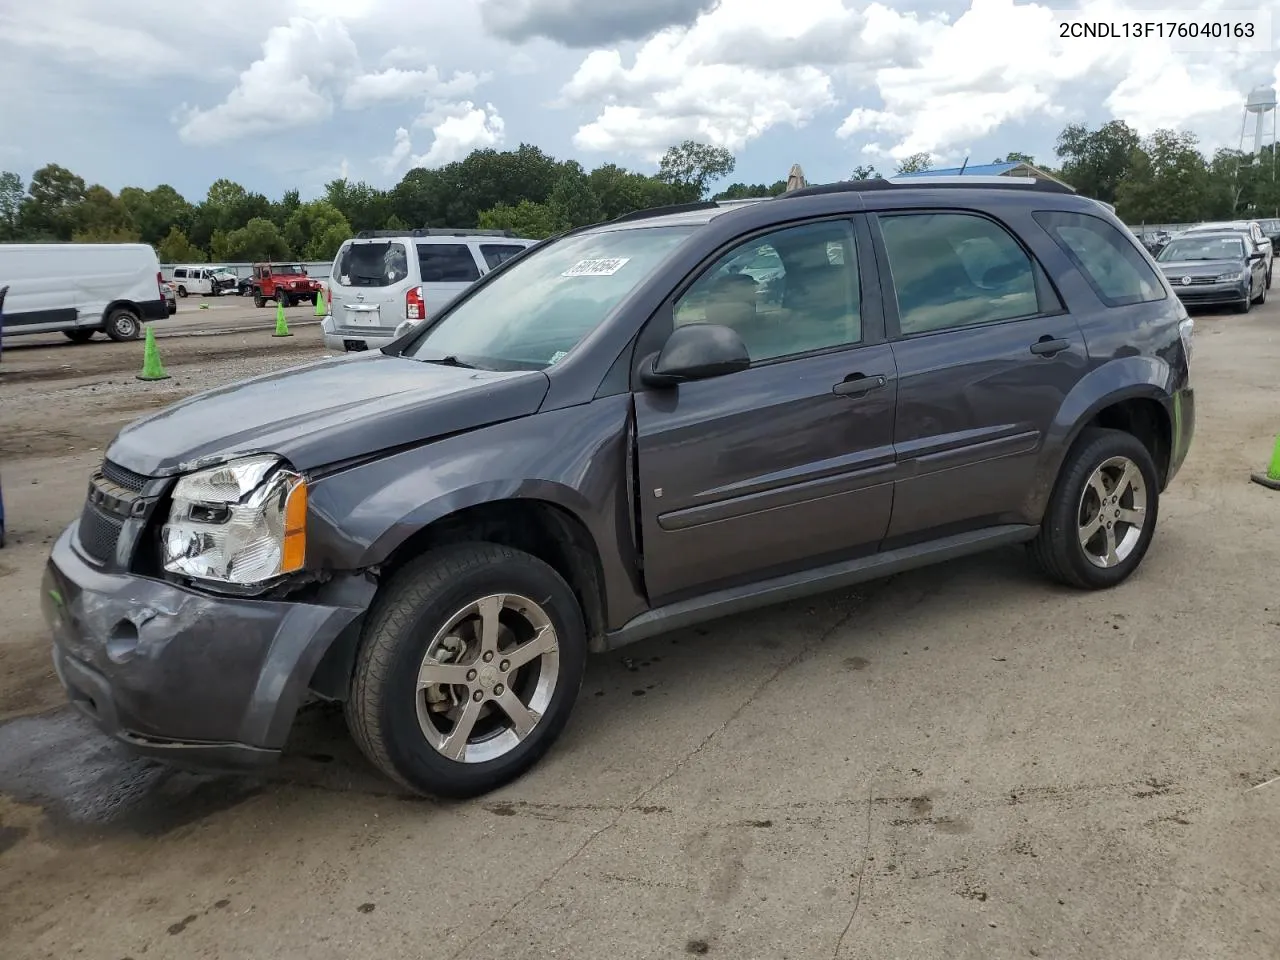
136;326;170;381
314;288;327;317
273;299;292;338
1251;434;1280;490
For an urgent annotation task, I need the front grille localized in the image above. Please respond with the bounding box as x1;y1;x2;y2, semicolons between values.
101;459;149;492
76;459;154;564
78;502;125;563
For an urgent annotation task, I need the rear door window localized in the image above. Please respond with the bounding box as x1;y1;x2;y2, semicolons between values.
479;244;530;270
418;243;481;283
333;241;410;288
1034;210;1165;306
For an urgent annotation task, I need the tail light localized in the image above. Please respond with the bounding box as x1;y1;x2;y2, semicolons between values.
157;270;165;298
406;285;425;320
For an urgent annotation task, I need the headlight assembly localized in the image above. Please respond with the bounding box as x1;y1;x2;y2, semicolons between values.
161;454;307;586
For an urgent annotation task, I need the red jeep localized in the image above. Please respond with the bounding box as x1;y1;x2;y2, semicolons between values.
251;262;323;308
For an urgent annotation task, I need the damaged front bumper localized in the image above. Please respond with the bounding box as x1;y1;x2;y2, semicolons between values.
42;523;371;770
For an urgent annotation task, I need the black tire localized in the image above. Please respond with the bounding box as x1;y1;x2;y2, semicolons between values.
177;286;188;298
347;542;587;798
253;291;266;308
1028;427;1160;590
1238;294;1252;314
103;308;142;342
64;329;95;343
279;293;293;308
1267;267;1273;290
1253;280;1267;305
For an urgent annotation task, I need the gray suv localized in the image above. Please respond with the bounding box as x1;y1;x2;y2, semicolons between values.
42;176;1196;798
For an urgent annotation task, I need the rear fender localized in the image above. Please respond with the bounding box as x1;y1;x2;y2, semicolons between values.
1026;355;1174;519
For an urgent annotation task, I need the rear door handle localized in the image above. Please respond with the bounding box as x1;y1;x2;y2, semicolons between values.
833;373;888;398
1030;336;1071;357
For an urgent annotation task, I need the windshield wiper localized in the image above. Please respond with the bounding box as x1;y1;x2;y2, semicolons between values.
421;355;476;369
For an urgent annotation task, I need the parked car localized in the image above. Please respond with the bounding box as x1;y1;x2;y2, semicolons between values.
1176;220;1273;288
322;228;537;352
1154;231;1268;312
161;280;178;315
42;176;1196;799
0;243;166;343
250;262;323;307
168;265;238;297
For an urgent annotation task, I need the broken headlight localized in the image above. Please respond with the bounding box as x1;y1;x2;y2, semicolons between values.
161;454;307;586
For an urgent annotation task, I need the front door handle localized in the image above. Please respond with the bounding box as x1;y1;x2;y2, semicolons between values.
833;373;888;398
1030;336;1071;357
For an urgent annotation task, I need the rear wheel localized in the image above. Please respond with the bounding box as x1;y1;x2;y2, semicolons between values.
346;543;587;798
1028;427;1160;590
253;290;266;308
64;329;95;343
177;286;188;298
103;308;141;342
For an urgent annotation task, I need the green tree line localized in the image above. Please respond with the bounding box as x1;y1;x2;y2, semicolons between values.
3;121;1278;264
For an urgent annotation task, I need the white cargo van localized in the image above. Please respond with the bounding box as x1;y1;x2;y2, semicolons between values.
167;264;238;297
321;228;536;352
0;243;167;343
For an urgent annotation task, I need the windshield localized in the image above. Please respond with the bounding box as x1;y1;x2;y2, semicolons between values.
1157;236;1245;261
272;264;305;276
403;225;696;370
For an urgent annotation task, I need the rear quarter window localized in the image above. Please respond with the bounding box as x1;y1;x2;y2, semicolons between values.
479;244;531;270
417;243;482;283
1034;210;1166;307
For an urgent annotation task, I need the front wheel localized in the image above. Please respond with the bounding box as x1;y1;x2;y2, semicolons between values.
103;308;141;342
64;329;95;344
177;286;188;298
253;291;266;308
346;543;587;798
1253;280;1267;305
1028;427;1160;590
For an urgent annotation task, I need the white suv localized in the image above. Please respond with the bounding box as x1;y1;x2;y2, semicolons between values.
1179;220;1273;288
322;229;537;352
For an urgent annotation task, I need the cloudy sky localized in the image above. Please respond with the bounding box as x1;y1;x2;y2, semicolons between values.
1;0;1277;203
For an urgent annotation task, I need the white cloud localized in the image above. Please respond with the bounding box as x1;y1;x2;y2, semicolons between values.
414;102;507;167
178;16;361;144
343;66;487;109
561;0;901;159
378;126;413;174
836;0;1279;162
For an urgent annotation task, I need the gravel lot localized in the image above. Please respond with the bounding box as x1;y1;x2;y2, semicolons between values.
1;299;1278;960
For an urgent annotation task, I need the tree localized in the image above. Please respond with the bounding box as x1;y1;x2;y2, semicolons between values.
546;163;602;230
849;165;881;180
657;141;736;199
895;153;933;175
383;213;409;231
119;184;193;246
284;200;352;260
478;200;560;239
1055;120;1141;204
73;185;141;242
212;217;291;262
1114;129;1210;224
20;163;86;240
998;152;1036;165
157;227;206;263
713;181;787;200
0;171;23;241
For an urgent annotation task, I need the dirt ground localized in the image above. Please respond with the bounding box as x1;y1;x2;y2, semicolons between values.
1;300;1279;960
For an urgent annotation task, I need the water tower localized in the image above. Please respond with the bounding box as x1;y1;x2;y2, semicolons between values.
1239;85;1277;166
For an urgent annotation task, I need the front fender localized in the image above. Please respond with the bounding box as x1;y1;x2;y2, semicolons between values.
1027;355;1175;517
303;396;649;629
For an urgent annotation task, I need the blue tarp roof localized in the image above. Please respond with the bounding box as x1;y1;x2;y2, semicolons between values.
894;162;1022;178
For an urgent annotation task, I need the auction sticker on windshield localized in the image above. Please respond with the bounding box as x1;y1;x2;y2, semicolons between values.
562;258;630;277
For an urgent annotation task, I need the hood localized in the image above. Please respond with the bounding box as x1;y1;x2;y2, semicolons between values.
107;351;550;477
1157;258;1243;275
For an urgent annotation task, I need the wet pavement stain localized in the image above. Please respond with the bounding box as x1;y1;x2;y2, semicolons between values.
0;707;263;835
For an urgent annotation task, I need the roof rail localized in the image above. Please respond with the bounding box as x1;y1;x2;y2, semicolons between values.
781;175;1076;199
609;201;719;224
354;227;521;239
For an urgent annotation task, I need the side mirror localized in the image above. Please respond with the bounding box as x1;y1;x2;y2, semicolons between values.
641;323;750;387
1249;251;1266;261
